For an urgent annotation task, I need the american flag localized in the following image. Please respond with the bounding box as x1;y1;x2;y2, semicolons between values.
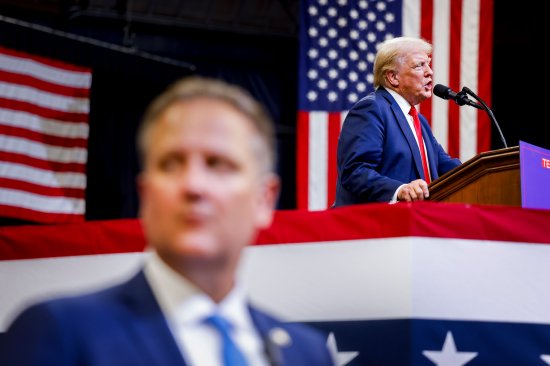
0;47;92;224
297;0;493;210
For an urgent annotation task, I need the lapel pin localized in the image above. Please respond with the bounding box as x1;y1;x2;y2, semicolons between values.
269;327;292;347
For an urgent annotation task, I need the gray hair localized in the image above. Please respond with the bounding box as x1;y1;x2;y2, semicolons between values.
373;37;432;89
137;76;277;173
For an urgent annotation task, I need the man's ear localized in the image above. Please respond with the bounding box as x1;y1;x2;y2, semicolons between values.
386;70;399;87
136;172;145;199
255;173;281;228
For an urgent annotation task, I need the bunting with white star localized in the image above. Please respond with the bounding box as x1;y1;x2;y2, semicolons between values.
2;202;550;365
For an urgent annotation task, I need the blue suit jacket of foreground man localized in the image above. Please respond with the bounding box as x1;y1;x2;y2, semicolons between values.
2;270;333;366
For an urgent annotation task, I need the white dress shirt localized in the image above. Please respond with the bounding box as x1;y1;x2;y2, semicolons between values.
144;251;270;366
387;89;431;202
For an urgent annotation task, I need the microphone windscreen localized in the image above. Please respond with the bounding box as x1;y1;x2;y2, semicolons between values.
433;84;451;99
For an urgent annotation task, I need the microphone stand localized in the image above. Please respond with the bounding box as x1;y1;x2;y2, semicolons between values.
460;86;508;148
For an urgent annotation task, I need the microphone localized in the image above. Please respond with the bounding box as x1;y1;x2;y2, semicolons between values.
433;84;483;110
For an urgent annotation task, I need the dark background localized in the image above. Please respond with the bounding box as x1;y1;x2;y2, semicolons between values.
0;1;547;224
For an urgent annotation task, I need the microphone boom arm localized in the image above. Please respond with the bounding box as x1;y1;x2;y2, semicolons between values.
461;86;508;148
455;90;484;110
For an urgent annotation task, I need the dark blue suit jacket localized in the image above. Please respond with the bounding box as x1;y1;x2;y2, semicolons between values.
335;87;461;205
2;270;334;366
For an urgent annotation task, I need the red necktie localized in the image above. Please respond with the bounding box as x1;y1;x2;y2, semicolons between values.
409;106;431;183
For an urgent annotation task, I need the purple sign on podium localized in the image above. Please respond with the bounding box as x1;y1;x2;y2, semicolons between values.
520;141;550;210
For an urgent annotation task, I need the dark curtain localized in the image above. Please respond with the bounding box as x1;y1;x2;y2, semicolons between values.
0;16;298;225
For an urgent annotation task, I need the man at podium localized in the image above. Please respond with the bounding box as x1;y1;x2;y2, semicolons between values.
334;37;461;206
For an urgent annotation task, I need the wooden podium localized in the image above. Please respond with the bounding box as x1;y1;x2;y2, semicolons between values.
428;146;520;206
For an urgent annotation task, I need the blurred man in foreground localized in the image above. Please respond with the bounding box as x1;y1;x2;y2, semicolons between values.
3;77;335;366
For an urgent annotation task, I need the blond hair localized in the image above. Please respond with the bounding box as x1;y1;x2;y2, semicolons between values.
373;37;432;89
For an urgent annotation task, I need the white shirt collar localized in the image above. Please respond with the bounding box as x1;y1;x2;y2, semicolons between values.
143;251;254;332
387;88;415;117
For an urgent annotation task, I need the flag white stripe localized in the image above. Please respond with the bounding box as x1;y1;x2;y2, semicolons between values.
0;188;85;214
0;108;89;139
308;111;328;211
247;237;550;323
0;82;89;113
0;253;145;331
0;52;92;88
459;0;480;161
0;135;87;164
0;162;86;189
459;106;477;160
431;0;451;150
340;110;348;129
3;236;550;331
401;0;420;38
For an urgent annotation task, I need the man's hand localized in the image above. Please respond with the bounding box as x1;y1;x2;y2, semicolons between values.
397;179;429;202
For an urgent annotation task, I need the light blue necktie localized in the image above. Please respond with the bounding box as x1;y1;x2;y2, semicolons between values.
204;314;248;366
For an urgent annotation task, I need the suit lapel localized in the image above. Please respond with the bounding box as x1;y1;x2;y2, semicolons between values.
248;306;292;366
379;88;425;178
120;271;188;366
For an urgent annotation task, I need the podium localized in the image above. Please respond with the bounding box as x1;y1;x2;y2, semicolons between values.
428;146;520;206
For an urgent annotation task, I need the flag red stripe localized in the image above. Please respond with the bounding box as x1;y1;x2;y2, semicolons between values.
0;151;86;173
297;111;310;209
327;112;340;208
420;0;434;43
0;70;90;98
0;177;85;198
2;203;550;261
0;46;91;74
0;125;88;148
477;0;493;152
447;0;463;158
419;0;434;124
0;98;89;122
0;218;144;260
230;202;550;246
0;204;84;224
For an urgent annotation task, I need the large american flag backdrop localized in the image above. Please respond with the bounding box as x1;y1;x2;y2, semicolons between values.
297;0;493;210
0;46;92;224
1;202;550;365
